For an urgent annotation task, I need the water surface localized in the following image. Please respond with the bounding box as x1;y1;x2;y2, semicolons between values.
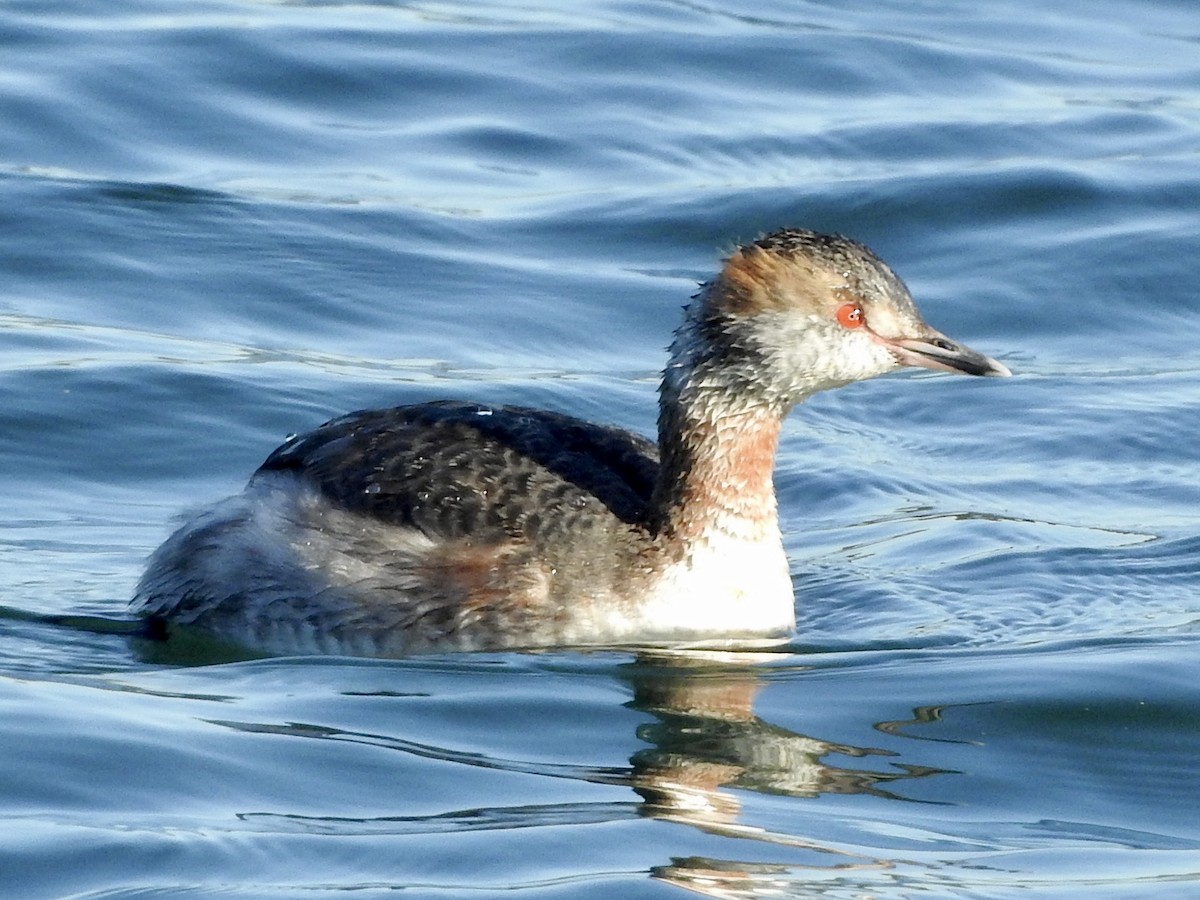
1;1;1199;896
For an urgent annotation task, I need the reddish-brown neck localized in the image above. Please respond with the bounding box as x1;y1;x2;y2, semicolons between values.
651;404;783;550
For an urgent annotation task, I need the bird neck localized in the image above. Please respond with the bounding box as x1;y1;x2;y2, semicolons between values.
650;361;786;553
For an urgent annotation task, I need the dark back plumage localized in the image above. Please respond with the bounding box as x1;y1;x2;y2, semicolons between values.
257;400;660;545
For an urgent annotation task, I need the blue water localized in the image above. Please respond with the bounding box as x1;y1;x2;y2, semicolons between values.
2;1;1199;896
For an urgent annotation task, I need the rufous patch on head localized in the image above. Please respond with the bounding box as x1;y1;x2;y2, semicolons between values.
716;245;848;316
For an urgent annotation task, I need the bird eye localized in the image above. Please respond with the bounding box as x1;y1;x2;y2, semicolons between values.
836;303;865;329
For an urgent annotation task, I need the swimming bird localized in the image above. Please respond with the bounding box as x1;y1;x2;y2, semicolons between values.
133;228;1009;657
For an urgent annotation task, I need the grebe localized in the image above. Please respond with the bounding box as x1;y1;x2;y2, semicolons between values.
133;229;1009;657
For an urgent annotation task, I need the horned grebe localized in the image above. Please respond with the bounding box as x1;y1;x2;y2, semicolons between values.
133;229;1009;657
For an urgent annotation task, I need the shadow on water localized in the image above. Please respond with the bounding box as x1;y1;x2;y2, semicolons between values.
0;603;147;638
0;603;271;666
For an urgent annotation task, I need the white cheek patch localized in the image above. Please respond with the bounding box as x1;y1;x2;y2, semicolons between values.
752;312;899;398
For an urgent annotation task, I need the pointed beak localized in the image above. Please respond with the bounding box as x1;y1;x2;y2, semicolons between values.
873;326;1012;378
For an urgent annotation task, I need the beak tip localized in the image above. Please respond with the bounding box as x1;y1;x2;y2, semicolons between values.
984;358;1013;378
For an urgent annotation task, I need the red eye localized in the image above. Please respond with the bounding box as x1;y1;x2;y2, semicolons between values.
836;303;865;329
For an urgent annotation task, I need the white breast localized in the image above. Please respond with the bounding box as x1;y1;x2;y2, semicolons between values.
630;530;796;647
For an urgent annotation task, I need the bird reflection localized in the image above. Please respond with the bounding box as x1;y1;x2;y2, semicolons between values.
205;649;953;898
621;650;949;895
